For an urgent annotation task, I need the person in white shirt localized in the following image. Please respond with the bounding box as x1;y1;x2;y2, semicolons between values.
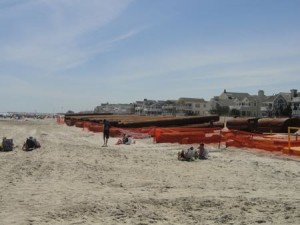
185;146;195;161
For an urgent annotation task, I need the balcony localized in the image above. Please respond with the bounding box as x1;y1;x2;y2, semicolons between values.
162;105;176;110
176;105;192;111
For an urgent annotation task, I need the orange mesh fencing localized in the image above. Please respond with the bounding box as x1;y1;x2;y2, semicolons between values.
56;116;65;124
78;122;154;139
153;127;300;157
223;130;297;152
153;127;222;144
231;131;300;155
112;127;154;139
82;121;92;131
75;121;84;128
88;123;103;133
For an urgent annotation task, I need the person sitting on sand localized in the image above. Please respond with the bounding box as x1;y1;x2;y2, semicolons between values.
197;143;209;160
126;135;136;145
178;146;196;161
178;149;185;160
116;134;136;145
22;136;41;151
122;134;129;144
193;148;199;159
185;146;196;161
116;134;129;145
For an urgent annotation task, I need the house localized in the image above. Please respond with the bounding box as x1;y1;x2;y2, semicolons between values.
134;98;211;116
143;101;165;115
260;94;287;117
291;97;300;117
161;100;177;116
176;97;211;116
290;89;300;118
212;89;297;117
94;103;135;114
134;99;162;115
211;89;260;117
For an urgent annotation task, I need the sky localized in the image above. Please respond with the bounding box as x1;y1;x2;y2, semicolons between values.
1;0;300;113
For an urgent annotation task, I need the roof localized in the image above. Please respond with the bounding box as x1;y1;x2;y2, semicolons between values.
177;97;206;103
279;92;291;101
263;93;289;103
220;91;251;101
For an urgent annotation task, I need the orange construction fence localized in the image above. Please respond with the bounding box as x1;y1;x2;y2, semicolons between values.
153;127;300;156
78;121;154;139
153;127;222;144
56;116;65;124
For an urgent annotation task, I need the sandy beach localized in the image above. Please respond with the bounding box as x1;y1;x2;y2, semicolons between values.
0;118;299;225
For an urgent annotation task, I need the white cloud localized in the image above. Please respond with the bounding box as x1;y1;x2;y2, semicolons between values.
0;0;37;9
102;37;300;84
0;0;136;72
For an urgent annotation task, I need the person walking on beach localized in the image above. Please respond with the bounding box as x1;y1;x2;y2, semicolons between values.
102;119;110;147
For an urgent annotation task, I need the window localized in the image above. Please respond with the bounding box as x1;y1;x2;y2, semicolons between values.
277;99;285;108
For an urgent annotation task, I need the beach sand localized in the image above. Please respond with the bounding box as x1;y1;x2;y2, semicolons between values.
0;119;299;225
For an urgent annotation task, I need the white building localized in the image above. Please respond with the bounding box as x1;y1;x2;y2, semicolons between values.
94;103;134;114
291;89;300;117
211;90;260;117
176;97;211;116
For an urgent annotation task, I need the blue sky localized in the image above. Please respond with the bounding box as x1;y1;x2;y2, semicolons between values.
1;0;300;113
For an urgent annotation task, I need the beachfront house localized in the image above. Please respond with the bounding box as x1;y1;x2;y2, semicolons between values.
93;88;298;117
94;103;135;114
290;89;300;118
161;100;177;116
260;93;290;117
134;98;211;116
176;97;211;116
211;90;261;117
291;97;300;117
134;99;161;115
211;89;298;117
235;95;260;117
143;101;165;115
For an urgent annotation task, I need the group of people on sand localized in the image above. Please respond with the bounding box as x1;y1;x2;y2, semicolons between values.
116;133;136;145
0;136;41;152
103;120;210;161
178;143;209;161
102;119;135;147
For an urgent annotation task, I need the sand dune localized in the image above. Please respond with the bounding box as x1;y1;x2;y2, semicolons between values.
0;119;299;225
